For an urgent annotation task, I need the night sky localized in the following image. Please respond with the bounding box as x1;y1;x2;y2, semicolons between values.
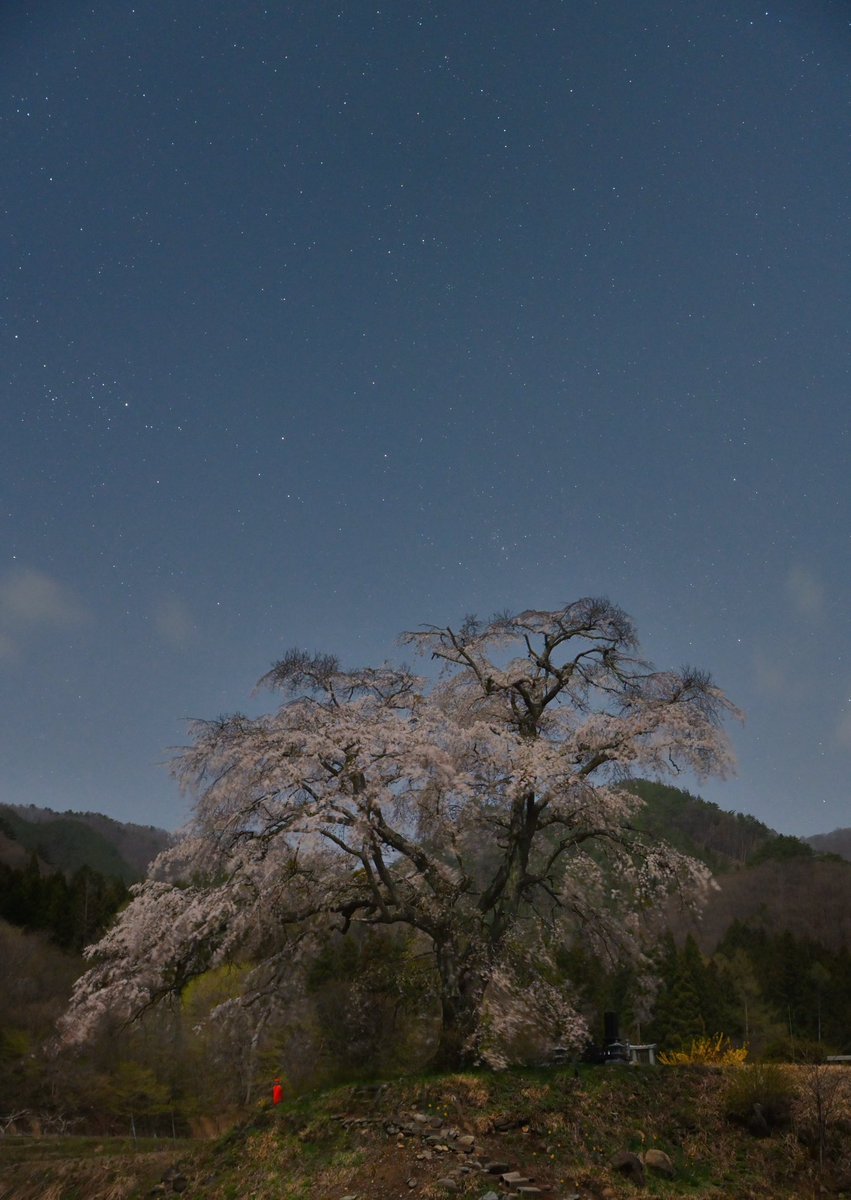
3;1;849;836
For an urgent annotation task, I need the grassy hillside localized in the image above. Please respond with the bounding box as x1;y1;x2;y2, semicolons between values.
2;1065;849;1199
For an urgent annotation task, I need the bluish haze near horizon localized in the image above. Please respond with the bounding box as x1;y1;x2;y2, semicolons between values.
2;1;849;836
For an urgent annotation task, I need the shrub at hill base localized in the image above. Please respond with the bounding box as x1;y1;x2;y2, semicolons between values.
723;1062;795;1134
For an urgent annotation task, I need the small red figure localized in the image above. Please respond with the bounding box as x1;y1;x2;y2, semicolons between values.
272;1078;284;1106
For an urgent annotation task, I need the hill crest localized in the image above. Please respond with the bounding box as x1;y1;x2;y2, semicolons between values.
0;803;170;882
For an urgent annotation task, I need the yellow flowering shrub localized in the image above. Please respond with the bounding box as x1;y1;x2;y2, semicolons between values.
659;1034;748;1067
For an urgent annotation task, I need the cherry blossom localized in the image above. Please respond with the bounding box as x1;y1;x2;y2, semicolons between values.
62;598;739;1067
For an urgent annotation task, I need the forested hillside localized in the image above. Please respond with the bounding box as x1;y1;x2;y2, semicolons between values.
0;804;169;954
628;779;782;868
0;807;170;1137
0;804;170;882
629;783;851;953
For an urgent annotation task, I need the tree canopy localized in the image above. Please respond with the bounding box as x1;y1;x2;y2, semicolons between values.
63;597;739;1068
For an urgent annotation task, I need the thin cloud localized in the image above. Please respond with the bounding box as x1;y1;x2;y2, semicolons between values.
785;565;824;619
752;648;788;699
0;567;90;662
153;596;197;648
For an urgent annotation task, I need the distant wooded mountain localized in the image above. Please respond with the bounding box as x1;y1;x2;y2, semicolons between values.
0;804;170;883
627;779;778;869
628;781;851;954
805;827;851;862
1;788;845;953
0;803;170;952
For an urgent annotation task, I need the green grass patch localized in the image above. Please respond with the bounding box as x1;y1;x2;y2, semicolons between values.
0;1134;196;1164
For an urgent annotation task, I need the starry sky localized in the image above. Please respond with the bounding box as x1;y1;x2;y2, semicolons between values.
2;1;849;836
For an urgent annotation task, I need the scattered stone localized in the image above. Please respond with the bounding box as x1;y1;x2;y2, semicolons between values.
610;1150;645;1185
502;1171;531;1185
643;1147;675;1178
480;1192;500;1200
437;1177;460;1191
517;1188;544;1195
457;1134;476;1149
353;1082;387;1101
406;1177;418;1188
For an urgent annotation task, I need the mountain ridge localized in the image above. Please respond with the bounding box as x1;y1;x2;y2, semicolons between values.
805;826;851;862
0;803;170;882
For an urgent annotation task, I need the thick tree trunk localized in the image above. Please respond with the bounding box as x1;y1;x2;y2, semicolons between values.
432;992;479;1070
431;939;484;1070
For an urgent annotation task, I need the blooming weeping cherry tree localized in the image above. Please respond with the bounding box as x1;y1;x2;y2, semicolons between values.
63;598;739;1068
